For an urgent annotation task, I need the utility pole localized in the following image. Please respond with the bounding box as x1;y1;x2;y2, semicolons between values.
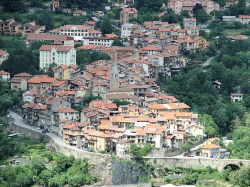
36;169;37;186
129;144;130;161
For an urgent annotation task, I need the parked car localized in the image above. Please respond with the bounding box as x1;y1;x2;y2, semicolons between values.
210;155;213;158
37;127;40;130
190;154;194;157
187;154;191;157
42;129;49;133
183;152;189;156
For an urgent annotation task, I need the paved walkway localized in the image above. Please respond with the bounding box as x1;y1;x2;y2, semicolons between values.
203;56;214;67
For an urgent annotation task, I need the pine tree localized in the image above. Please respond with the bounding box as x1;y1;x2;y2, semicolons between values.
45;14;54;32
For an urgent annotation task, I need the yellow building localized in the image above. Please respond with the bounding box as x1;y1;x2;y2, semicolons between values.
205;137;220;145
58;65;77;79
62;123;76;144
11;78;27;91
187;124;204;137
89;131;113;152
194;36;207;52
27;77;57;94
201;144;221;158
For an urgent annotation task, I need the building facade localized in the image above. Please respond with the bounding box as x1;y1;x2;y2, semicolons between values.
168;0;219;15
121;23;135;38
120;8;138;25
48;25;101;41
0;50;9;65
39;45;76;71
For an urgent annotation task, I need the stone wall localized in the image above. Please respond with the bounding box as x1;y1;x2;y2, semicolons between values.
10;122;250;173
144;157;250;172
112;161;148;185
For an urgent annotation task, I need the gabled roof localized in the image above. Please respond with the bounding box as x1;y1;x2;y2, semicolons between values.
53;106;78;113
201;144;221;149
122;8;138;13
0;50;8;56
39;45;73;52
142;45;159;51
14;72;32;77
46;97;61;105
0;70;10;75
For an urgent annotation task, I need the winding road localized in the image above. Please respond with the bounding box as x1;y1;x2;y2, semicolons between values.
9;111;87;153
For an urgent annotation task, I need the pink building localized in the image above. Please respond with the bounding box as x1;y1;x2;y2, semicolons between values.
52;0;60;11
167;0;219;15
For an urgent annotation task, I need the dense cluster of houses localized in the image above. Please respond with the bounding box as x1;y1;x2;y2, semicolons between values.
15;55;206;155
0;3;237;156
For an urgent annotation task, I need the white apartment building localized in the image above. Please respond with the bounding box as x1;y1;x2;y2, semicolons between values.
0;70;10;81
231;93;243;102
39;45;76;71
121;23;135;38
48;25;102;41
0;50;9;65
83;36;122;47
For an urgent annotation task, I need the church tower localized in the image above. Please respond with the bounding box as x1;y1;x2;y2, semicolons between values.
110;64;119;89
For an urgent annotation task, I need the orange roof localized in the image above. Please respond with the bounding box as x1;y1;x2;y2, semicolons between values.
122;8;138;12
105;34;118;38
183;18;196;22
46;97;60;105
63;122;76;129
186;39;195;43
105;103;117;109
201;144;221;149
60;65;77;70
137;115;149;122
53;106;78;113
137;129;147;136
142;45;158;51
89;29;102;34
0;50;8;56
60;25;91;30
148;104;166;110
39;45;73;52
27;77;43;84
14;72;32;77
177;29;186;33
73;10;86;14
52;81;66;87
77;44;96;50
41;78;56;83
175;112;192;117
239;15;250;18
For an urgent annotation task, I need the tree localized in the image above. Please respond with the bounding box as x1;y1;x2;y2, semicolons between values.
194;9;210;23
55;153;67;172
31;155;46;174
29;0;43;7
2;0;25;13
101;18;113;34
112;39;123;46
45;14;54;32
130;143;143;162
112;99;131;107
182;143;191;152
229;166;250;186
193;3;203;14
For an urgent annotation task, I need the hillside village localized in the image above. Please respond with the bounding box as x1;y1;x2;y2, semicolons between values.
0;0;243;158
